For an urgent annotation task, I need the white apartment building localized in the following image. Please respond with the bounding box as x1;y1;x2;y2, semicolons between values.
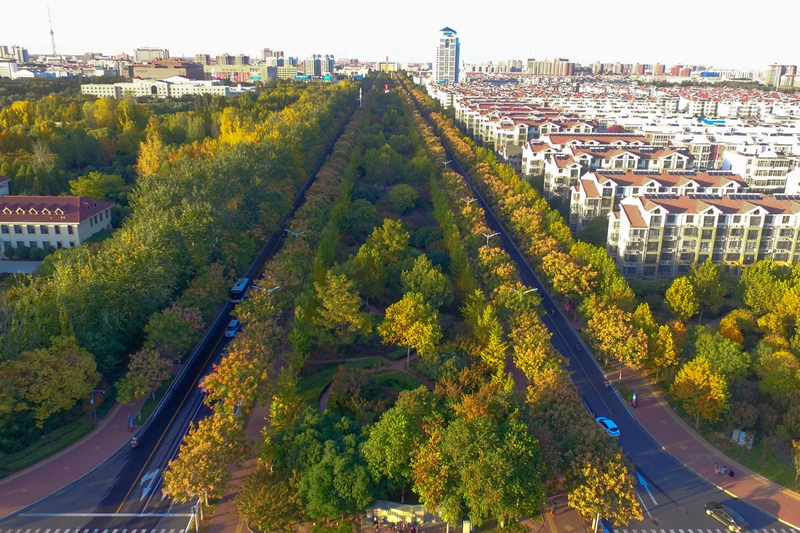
1;196;114;254
722;147;797;194
434;27;460;83
570;170;747;231
608;193;800;279
0;59;18;79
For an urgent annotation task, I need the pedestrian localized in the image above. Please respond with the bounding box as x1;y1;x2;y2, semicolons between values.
728;469;735;481
550;502;557;516
714;462;720;475
128;413;134;432
721;465;727;476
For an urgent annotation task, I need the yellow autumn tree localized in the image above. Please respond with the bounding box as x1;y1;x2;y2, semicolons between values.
136;118;166;177
671;358;730;428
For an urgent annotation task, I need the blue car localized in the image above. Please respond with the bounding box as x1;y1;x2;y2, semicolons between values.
595;416;620;437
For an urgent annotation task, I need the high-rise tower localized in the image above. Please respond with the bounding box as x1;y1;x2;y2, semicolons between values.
434;27;459;83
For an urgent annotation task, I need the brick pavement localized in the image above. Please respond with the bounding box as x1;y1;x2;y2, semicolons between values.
622;366;800;529
0;399;146;518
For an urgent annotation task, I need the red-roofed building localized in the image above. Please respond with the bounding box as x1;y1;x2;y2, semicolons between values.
0;175;9;197
0;195;114;255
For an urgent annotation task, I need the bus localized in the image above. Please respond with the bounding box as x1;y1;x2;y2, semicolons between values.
229;277;251;303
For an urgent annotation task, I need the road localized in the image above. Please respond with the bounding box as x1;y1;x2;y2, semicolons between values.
441;147;784;532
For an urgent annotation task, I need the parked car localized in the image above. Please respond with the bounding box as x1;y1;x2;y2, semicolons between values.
225;318;241;338
704;502;750;532
595;416;620;437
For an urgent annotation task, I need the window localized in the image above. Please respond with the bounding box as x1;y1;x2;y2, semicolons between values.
733;215;742;224
783;216;791;224
55;226;61;234
651;216;663;226
67;226;74;235
747;229;759;240
730;228;744;237
69;241;75;247
779;229;794;238
703;216;715;227
700;242;711;252
716;215;728;225
16;241;24;248
685;215;695;224
57;242;62;249
750;216;761;227
647;242;659;252
702;229;713;240
29;241;37;248
765;215;774;224
26;225;35;234
667;214;677;224
3;240;11;250
649;229;661;239
42;241;50;248
746;242;757;252
0;225;7;234
40;225;48;234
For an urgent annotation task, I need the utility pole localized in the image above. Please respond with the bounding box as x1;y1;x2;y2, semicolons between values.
47;6;57;57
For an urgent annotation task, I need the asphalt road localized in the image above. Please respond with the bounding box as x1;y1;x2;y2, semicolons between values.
441;149;783;532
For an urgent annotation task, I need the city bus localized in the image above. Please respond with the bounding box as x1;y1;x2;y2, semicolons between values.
229;277;251;303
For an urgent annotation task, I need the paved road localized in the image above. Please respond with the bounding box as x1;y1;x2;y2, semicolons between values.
441;149;784;532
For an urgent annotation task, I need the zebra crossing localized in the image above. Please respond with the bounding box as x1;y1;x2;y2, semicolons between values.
0;529;186;533
616;527;800;533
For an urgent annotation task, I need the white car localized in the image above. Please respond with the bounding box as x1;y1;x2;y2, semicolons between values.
595;416;620;437
225;318;241;338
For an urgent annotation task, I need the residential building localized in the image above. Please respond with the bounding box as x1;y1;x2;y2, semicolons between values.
127;59;205;80
0;196;114;254
205;64;273;83
277;65;299;80
0;59;18;79
216;54;233;66
195;54;210;66
434;27;459;83
570;170;747;230
134;48;169;61
609;193;800;279
81;77;249;99
0;45;28;63
722;147;796;194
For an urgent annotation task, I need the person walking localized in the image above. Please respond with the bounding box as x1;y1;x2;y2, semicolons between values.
720;465;727;476
550;502;557;516
714;462;720;475
128;413;135;432
728;469;735;481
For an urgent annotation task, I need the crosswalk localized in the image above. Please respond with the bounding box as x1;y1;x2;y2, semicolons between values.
0;529;186;533
615;529;797;533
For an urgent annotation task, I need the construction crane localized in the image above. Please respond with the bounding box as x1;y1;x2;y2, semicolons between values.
47;5;57;56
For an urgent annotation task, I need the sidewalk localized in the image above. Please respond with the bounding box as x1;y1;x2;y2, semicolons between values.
623;365;800;529
0;399;146;518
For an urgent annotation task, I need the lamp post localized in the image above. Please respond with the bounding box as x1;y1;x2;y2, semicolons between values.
481;231;500;247
461;198;477;205
443;159;453;167
284;229;306;238
90;389;106;423
252;284;281;293
512;288;538;296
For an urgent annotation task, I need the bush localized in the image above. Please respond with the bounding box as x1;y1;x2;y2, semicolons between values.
386;184;419;214
28;247;45;260
13;246;30;259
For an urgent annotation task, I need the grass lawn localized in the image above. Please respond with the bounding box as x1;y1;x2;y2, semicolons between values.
298;357;384;407
137;375;177;425
83;229;116;244
0;419;95;478
375;370;424;393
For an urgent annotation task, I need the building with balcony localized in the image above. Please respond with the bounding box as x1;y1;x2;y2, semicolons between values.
571;170;747;231
722;147;797;194
608;193;800;279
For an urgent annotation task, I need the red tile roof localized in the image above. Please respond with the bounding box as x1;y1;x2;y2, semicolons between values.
0;196;115;224
621;204;648;227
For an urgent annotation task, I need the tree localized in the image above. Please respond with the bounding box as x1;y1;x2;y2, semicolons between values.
738;259;787;315
689;259;725;322
350;245;387;305
578;215;609;247
201;345;271;416
0;335;99;427
671;358;730;427
163;413;247;504
379;292;442;367
586;303;648;379
665;276;700;321
345;199;380;241
69;171;126;201
144;305;205;362
401;254;453;309
793;440;800;481
387;183;419;214
365;218;410;264
540;251;597;302
567;451;642;525
124;347;172;400
755;350;800;401
694;329;750;379
650;325;679;382
236;466;301;533
313;271;372;352
136;118;167;177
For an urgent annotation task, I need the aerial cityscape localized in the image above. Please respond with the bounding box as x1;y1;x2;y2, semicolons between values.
1;10;800;533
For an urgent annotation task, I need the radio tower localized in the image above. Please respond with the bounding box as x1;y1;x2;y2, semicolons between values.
47;6;57;56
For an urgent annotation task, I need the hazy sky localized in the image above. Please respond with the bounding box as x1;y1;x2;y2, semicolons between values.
5;0;797;71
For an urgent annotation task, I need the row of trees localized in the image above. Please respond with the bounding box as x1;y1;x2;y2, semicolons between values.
0;81;359;451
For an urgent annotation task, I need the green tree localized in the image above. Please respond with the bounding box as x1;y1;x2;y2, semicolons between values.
387;183;419;214
0;335;99;427
738;259;788;315
313;271;372;352
755;350;800;400
578;216;609;247
236;466;301;533
379;292;442;367
69;171;126;201
122;347;172;400
694;329;750;379
671;358;730;427
690;259;725;322
345;199;380;241
401;254;453;309
665;276;700;321
365;218;410;264
144;305;205;362
350;245;387;305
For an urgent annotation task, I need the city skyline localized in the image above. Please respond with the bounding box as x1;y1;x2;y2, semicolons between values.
4;0;799;70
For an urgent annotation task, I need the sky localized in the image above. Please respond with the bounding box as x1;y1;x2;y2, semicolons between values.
4;0;798;71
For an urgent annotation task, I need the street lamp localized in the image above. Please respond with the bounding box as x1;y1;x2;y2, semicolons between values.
461;198;477;205
481;232;500;247
284;229;306;238
90;389;106;423
252;284;281;293
443;159;453;167
512;288;538;296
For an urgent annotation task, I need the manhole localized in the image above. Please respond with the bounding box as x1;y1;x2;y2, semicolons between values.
676;507;687;514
